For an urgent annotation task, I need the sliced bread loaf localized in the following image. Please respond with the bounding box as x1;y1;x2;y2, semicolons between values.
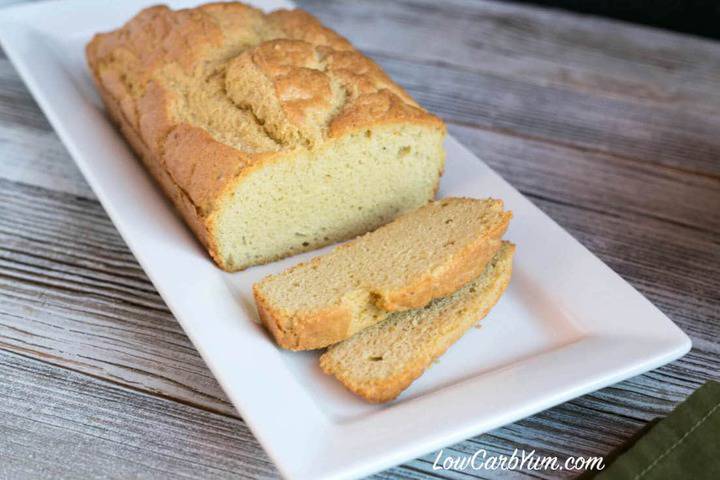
87;3;445;271
319;241;515;403
254;198;512;350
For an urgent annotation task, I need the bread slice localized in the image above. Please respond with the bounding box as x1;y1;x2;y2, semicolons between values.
254;198;511;350
320;241;515;403
86;3;445;271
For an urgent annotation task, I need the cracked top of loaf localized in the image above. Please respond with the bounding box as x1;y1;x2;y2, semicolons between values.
86;3;443;215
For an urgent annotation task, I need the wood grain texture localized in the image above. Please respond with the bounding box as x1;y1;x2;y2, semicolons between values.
0;349;276;480
0;0;719;479
0;58;93;198
0;178;233;415
300;0;720;110
299;0;720;177
1;135;717;417
1;147;717;479
449;124;720;235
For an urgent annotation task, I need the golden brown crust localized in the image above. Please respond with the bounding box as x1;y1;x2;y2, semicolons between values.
91;69;214;251
254;282;355;350
86;2;445;271
376;211;511;310
319;244;515;403
319;354;427;403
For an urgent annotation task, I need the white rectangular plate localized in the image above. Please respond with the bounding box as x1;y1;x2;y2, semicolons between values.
0;1;691;479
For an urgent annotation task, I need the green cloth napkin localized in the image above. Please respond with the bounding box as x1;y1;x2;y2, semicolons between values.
584;381;720;480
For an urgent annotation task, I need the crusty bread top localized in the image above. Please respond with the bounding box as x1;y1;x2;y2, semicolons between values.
320;241;515;403
254;198;511;348
86;2;444;216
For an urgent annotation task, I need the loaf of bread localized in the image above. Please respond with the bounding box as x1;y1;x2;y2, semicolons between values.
254;198;511;350
320;241;514;403
86;2;446;271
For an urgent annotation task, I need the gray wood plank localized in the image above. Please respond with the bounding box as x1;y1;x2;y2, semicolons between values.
1;160;718;478
0;349;277;480
448;124;720;234
5;0;720;194
297;0;720;111
1;115;717;409
295;0;720;177
1;49;718;233
376;51;720;178
0;55;51;132
0;121;93;199
0;178;234;415
0;54;94;198
0;330;712;480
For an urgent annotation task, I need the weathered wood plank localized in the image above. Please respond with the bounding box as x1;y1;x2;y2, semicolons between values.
0;54;94;198
4;0;720;198
0;349;277;480
0;181;234;416
295;0;720;177
1;171;717;411
297;0;720;111
1;170;718;478
4;37;720;195
2;107;718;414
448;124;720;234
0;122;93;199
376;52;720;178
2;49;718;233
0;56;51;132
1;344;710;480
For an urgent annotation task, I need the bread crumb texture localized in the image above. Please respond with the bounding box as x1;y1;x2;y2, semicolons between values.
254;198;511;350
320;241;515;403
86;3;446;270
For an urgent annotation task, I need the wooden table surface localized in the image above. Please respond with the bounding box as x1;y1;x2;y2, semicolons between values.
1;0;719;478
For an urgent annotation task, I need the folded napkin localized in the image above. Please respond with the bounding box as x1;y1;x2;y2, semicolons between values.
584;381;720;480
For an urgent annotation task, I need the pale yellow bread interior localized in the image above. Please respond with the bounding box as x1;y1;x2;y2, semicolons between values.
214;124;444;270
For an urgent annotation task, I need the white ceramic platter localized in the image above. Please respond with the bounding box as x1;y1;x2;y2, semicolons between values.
0;1;691;478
